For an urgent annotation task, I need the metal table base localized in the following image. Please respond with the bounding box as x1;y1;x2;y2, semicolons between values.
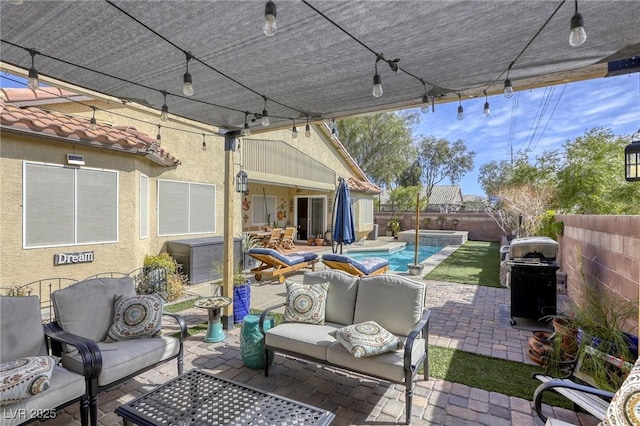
115;369;334;425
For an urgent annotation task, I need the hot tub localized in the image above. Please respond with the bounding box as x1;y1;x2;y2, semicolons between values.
397;230;468;246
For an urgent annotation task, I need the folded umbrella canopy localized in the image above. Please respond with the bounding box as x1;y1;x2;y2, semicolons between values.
332;177;356;254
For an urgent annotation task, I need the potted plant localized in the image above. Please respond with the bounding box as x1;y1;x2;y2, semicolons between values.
388;218;401;238
240;232;260;271
232;269;252;324
314;234;324;246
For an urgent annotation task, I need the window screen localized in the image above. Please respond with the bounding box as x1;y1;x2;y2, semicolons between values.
251;195;276;225
359;198;374;225
140;174;149;239
158;180;215;236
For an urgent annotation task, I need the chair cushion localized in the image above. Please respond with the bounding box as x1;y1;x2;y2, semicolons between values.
0;365;86;426
322;253;389;275
62;337;180;387
248;248;317;266
284;281;328;325
599;357;640;426
330;321;402;358
354;275;426;337
0;296;48;361
0;356;56;406
265;322;341;361
106;294;163;342
52;277;136;343
303;270;359;325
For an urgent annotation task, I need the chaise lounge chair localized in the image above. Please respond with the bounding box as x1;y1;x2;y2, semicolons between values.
321;253;390;276
248;247;319;283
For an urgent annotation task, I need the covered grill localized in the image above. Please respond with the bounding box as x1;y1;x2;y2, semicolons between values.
505;237;559;325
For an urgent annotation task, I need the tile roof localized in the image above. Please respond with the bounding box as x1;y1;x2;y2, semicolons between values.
346;176;382;194
0;96;180;167
428;185;463;205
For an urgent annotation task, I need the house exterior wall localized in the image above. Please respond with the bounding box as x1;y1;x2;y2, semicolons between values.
556;214;640;334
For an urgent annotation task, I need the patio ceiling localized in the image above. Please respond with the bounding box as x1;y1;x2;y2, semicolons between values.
1;1;639;133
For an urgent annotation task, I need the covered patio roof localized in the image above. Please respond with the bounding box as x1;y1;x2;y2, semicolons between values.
1;1;639;133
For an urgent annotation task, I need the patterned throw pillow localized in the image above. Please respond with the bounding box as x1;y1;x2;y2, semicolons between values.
284;281;329;325
330;321;402;358
106;293;163;342
0;356;56;406
599;357;640;426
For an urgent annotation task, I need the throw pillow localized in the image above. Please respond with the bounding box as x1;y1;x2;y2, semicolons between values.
599;357;640;426
330;321;402;358
284;281;329;325
106;293;163;342
0;356;56;406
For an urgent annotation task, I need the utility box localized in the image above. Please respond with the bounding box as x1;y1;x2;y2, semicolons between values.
167;237;242;284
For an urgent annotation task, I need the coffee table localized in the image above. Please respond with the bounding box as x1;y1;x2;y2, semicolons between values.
115;369;335;425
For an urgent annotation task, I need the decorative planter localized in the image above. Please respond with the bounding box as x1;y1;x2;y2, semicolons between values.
407;263;424;276
307;238;315;246
314;238;324;246
233;281;251;324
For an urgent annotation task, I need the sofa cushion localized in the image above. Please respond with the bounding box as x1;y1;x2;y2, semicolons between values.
0;365;86;426
106;293;163;342
326;338;427;383
330;321;402;358
0;296;47;361
599;357;640;426
0;356;56;406
284;281;328;325
265;322;342;361
53;277;137;343
354;275;426;337
303;270;359;325
61;337;180;387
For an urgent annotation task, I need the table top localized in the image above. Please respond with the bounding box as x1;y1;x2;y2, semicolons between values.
115;369;335;426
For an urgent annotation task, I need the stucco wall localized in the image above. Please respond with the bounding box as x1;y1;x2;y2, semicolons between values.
556;214;640;334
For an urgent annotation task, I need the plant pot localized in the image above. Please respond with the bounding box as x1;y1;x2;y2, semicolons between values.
552;317;578;354
307;238;314;246
314;238;324;246
233;281;251;324
407;263;424;276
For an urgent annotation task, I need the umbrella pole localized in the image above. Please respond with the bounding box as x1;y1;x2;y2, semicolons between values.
414;192;420;265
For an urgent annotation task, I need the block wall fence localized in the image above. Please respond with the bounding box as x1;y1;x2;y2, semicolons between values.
556;215;639;334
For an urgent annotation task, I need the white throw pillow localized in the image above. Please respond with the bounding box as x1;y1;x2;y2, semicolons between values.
330;321;402;358
284;281;328;325
0;356;56;406
106;293;163;342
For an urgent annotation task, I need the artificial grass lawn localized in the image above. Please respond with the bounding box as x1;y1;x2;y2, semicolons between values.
425;240;501;287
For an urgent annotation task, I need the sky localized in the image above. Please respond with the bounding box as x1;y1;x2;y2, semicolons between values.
2;72;639;197
409;73;640;196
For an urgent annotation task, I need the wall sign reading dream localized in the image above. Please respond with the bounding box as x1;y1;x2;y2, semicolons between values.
54;251;94;266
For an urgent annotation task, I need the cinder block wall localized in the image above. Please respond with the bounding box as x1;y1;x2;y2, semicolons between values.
557;215;640;334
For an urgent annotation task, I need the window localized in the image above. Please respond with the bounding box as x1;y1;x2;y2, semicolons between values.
23;162;118;248
157;180;215;236
359;197;374;225
252;195;276;225
139;174;148;239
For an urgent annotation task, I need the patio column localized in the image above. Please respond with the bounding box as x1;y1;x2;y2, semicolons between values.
222;132;238;330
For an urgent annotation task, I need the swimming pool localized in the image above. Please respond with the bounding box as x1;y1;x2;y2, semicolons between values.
347;245;443;272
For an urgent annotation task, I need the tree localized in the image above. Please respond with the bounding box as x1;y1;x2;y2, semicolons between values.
387;186;427;212
555;128;640;214
416;137;475;201
337;112;417;188
397;160;422;187
487;183;555;237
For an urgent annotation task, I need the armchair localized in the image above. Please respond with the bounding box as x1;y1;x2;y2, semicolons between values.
49;277;187;425
1;296;97;426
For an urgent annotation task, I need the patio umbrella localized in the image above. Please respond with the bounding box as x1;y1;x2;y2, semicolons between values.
332;177;356;254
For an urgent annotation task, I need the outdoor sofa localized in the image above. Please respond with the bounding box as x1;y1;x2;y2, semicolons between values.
259;270;429;424
248;247;319;283
321;253;390;276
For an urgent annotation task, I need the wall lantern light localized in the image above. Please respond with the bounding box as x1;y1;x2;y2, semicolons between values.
236;170;248;193
625;129;640;182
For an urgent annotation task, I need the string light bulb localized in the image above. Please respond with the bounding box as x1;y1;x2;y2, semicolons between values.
331;119;337;135
241;112;251;136
504;78;514;98
372;58;383;98
292;120;298;139
569;0;587;47
483;91;490;117
156;125;162;143
89;106;97;130
202;134;207;151
160;91;169;121
456;94;464;120
261;96;269;126
305;117;311;138
27;49;39;91
183;52;194;96
264;1;277;36
421;95;429;114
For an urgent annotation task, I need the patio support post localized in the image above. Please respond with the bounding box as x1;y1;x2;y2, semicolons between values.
222;132;238;330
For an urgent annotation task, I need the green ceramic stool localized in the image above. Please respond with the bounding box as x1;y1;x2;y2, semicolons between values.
241;314;274;369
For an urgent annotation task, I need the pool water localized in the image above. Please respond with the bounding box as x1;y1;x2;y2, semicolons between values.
348;245;443;272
